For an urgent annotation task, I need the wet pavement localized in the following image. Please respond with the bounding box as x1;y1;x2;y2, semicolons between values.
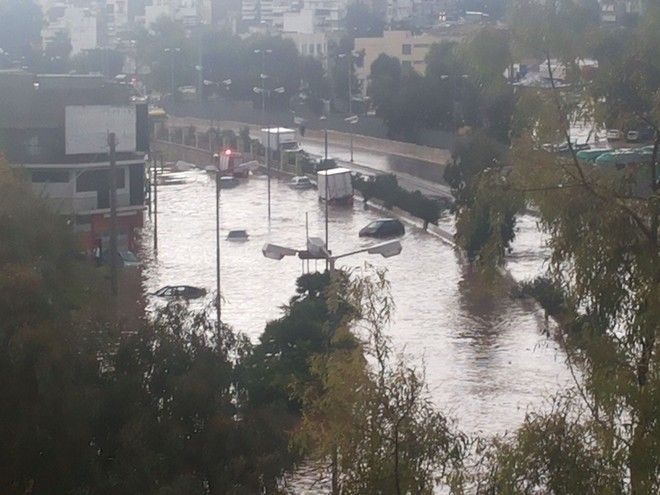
139;167;570;437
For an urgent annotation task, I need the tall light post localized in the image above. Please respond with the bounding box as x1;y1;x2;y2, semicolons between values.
212;149;232;329
344;114;359;163
319;114;329;264
262;237;402;277
253;85;285;221
254;48;273;126
164;48;181;98
263;233;401;494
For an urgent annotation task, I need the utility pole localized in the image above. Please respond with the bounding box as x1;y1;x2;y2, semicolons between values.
108;132;118;296
154;154;159;251
348;58;353;116
267;126;271;221
147;155;152;217
215;154;222;327
323;119;329;268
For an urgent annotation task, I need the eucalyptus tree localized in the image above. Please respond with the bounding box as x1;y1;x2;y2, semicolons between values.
462;1;659;492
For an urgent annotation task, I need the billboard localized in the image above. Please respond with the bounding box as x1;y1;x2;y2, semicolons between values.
65;105;136;155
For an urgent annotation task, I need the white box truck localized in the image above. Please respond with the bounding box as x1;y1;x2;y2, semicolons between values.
259;127;298;151
317;167;354;205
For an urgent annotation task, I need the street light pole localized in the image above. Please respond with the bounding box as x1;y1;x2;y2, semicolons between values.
254;83;284;223
267;126;271;220
262;238;402;276
345;115;358;163
213;153;222;327
108;132;118;297
320;115;329;265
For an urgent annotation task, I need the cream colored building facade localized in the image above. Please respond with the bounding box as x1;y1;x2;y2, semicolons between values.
355;31;442;94
354;29;465;95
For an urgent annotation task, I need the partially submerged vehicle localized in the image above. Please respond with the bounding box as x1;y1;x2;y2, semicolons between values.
227;230;249;241
153;285;207;300
219;176;240;188
288;176;315;190
359;218;405;238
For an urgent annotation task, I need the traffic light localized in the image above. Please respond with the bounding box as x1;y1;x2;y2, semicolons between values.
218;149;234;172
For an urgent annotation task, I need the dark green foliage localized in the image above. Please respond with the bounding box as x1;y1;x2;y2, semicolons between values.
244;271;357;413
0;162;299;494
344;2;384;38
445;132;520;262
353;173;442;228
0;0;42;61
70;49;126;78
368;34;515;143
514;276;567;319
317;158;338;171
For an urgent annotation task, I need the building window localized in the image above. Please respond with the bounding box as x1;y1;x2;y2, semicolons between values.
402;44;412;55
402;60;412;69
76;169;125;192
32;170;70;183
317;43;322;54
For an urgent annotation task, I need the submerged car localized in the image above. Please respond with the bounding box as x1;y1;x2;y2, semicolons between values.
626;130;640;142
288;176;315;190
606;129;623;140
153;285;207;299
359;218;405;238
227;230;249;241
219;176;240;188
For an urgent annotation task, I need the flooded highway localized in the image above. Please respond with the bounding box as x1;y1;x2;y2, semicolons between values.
301;139;450;185
139;167;570;437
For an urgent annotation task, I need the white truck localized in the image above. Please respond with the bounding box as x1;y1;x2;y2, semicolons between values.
259;127;298;151
317;167;354;205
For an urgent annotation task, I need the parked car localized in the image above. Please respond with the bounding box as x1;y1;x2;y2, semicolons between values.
626;130;640;142
153;285;207;299
359;218;405;238
219;176;240;188
101;250;139;267
606;129;623;140
227;230;249;241
288;176;315;190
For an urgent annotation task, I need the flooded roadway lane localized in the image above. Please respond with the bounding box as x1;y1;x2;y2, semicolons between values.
139;168;569;437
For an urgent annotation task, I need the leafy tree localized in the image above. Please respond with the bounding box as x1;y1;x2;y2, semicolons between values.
445;132;521;262
344;2;384;38
0;0;42;61
133;17;194;93
466;2;660;492
297;268;468;494
70;48;125;78
35;30;72;73
0;161;306;494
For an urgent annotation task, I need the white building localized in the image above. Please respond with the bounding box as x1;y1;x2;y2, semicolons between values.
599;0;644;24
145;0;175;26
241;0;346;31
42;6;101;56
283;8;315;33
387;0;413;23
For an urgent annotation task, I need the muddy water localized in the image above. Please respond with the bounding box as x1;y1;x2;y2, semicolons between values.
139;168;569;437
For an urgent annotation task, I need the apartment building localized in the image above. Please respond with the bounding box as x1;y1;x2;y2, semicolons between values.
0;71;149;253
42;5;102;56
599;0;644;25
354;30;440;94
